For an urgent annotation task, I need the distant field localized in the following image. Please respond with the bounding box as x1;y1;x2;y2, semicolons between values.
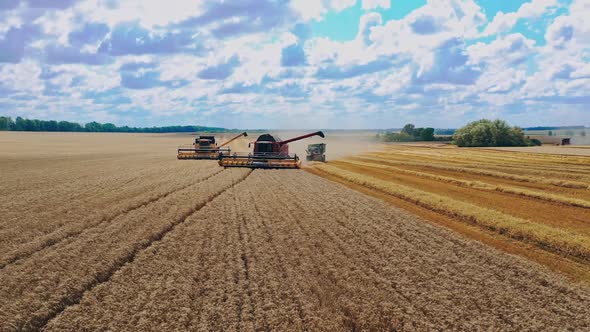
1;132;589;330
310;145;590;282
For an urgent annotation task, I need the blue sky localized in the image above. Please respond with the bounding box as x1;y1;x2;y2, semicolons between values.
0;0;588;129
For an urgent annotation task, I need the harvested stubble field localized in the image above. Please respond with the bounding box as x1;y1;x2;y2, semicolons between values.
1;132;590;331
309;144;590;282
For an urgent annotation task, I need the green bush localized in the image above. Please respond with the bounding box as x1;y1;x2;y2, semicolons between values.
453;119;528;147
379;124;436;142
527;138;542;146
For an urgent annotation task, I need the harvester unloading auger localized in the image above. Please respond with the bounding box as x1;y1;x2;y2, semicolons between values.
219;131;325;169
177;132;248;160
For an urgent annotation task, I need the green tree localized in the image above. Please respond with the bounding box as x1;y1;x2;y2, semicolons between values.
420;128;435;141
45;120;59;131
85;121;103;132
453;119;528;147
23;119;40;131
401;123;415;136
0;116;13;130
14;117;25;131
102;123;117;132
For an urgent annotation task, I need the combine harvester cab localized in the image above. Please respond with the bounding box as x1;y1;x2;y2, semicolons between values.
219;131;325;169
177;132;247;160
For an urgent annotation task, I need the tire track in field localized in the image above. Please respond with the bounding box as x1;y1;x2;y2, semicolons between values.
35;169;252;331
0;162;216;255
245;171;420;329
200;175;309;331
0;169;251;331
186;213;232;330
226;184;272;331
180;183;251;331
0;167;225;270
249;185;309;330
176;201;217;330
188;191;242;331
234;195;257;332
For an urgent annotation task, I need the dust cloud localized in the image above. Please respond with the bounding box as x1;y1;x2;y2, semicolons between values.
276;130;381;165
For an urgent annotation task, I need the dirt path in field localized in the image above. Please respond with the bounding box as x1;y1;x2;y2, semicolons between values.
43;171;590;331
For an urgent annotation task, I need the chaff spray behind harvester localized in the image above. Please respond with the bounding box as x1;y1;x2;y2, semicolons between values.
177;132;247;160
219;131;325;169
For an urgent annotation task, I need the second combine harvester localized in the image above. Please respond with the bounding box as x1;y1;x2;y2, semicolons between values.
219;131;325;169
177;132;248;160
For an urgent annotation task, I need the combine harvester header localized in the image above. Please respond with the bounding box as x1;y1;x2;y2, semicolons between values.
177;132;247;160
219;131;325;169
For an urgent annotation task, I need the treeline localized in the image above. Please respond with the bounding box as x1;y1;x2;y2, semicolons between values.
377;120;543;147
0;116;225;133
377;124;450;142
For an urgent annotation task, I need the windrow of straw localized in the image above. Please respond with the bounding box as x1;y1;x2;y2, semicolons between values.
341;159;590;208
370;153;590;178
314;164;590;261
357;155;590;189
378;146;590;167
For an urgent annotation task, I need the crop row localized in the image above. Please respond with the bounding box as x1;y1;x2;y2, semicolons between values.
0;162;222;268
314;164;590;261
341;159;590;208
43;170;590;331
0;157;201;232
360;154;590;189
384;146;590;166
326;161;590;235
371;149;590;175
0;154;134;196
0;168;251;331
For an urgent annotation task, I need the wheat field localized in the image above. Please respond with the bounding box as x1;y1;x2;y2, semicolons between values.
1;133;589;331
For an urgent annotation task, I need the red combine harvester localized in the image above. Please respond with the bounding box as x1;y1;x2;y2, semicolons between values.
219;131;325;169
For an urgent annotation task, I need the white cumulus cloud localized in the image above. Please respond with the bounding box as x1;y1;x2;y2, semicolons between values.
362;0;390;10
482;0;559;36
